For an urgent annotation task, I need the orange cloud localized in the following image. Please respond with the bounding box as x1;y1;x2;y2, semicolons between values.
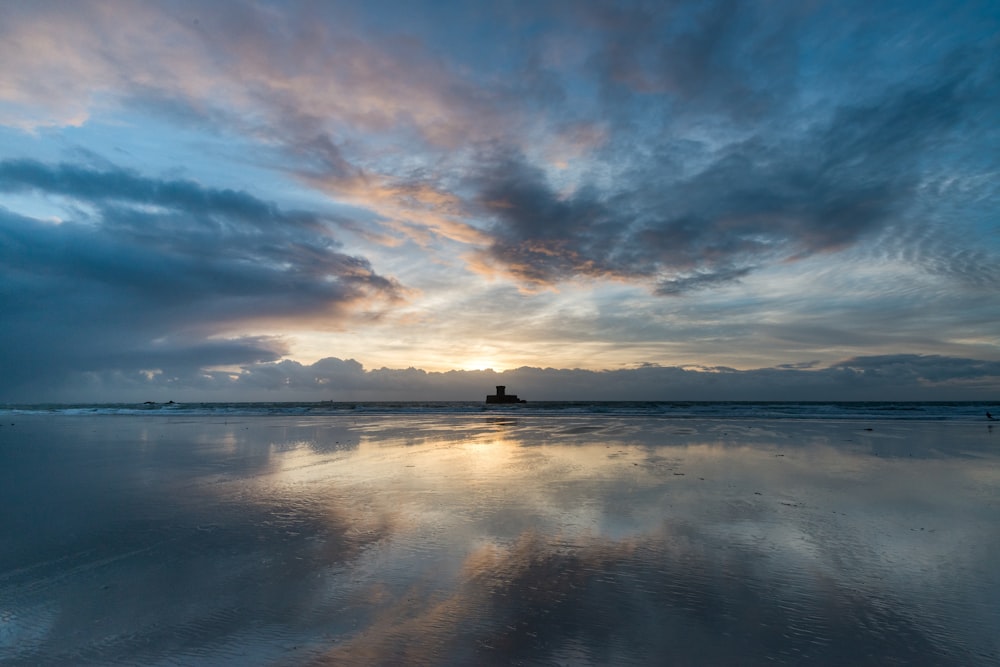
303;169;489;247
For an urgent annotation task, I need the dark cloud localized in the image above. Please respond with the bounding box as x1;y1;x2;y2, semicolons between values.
0;160;400;398
775;360;821;370
654;266;752;295
831;354;1000;384
0;158;337;237
40;353;1000;403
473;43;996;293
473;151;619;283
585;0;802;118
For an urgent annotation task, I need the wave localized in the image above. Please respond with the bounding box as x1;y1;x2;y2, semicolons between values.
1;401;996;421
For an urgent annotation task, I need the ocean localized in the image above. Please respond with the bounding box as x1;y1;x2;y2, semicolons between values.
2;400;996;421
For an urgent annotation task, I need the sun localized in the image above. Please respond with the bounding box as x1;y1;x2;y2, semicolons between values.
459;358;504;371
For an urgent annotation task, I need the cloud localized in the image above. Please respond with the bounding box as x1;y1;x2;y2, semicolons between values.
0;1;998;400
3;1;996;297
472;49;995;293
26;353;999;403
300;162;490;248
447;1;1000;294
831;354;1000;384
583;0;802;117
0;160;400;396
0;157;332;226
654;267;753;295
0;159;398;297
0;1;527;149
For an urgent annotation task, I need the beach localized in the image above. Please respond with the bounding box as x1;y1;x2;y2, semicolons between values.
1;412;998;665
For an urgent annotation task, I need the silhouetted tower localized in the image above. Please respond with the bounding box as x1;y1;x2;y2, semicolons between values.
486;385;525;404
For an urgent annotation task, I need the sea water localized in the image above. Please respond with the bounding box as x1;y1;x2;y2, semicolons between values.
1;407;997;665
2;400;996;420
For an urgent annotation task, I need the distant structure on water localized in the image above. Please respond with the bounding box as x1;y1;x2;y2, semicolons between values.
486;385;526;404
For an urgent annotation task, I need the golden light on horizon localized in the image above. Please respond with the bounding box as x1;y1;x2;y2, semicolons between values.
458;358;505;372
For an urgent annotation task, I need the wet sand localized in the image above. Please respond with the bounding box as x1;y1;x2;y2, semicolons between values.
1;415;998;665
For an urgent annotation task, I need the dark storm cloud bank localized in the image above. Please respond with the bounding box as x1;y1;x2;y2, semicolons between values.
471;3;1000;293
0;160;400;394
31;354;1000;403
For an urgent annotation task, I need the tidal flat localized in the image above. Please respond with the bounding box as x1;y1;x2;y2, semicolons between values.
1;414;998;665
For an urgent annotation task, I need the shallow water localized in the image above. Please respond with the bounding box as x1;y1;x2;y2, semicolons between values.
1;415;998;665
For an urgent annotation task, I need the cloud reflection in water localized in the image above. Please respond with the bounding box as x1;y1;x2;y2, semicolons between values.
0;416;996;665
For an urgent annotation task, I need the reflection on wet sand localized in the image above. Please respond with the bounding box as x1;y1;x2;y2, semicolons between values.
0;416;997;665
320;528;964;666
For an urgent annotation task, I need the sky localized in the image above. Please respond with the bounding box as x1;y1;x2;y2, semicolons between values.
0;0;998;402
